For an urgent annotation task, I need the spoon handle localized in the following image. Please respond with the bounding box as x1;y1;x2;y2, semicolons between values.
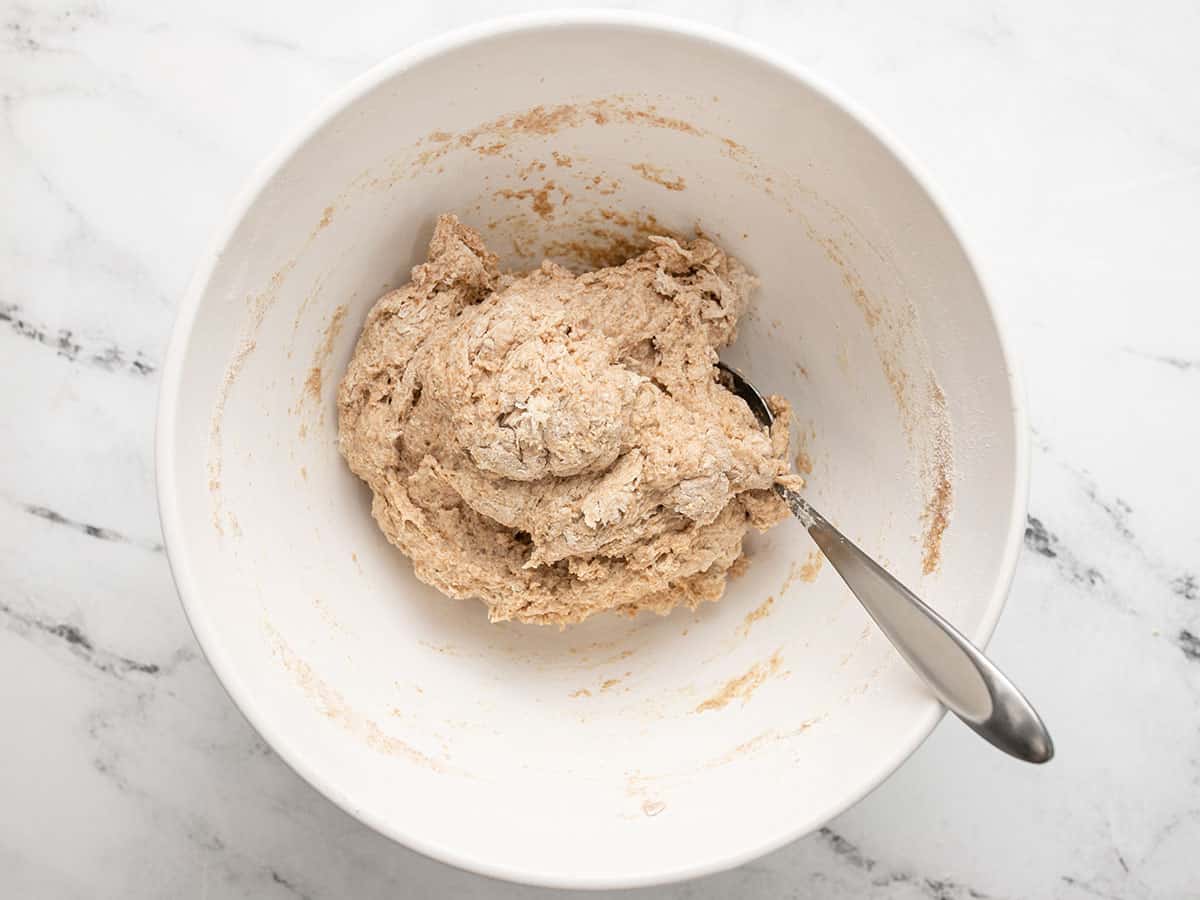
778;486;1054;764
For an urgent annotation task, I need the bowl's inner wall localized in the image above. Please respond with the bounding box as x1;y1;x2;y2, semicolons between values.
166;23;1019;884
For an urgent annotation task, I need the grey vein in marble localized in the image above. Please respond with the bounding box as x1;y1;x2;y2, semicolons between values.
19;500;164;552
1125;348;1200;372
1171;573;1197;602
0;301;157;375
817;828;996;900
270;870;316;900
1023;515;1104;587
0;598;162;677
1178;630;1200;662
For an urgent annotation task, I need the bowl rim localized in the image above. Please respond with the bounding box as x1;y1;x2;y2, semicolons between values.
156;9;1031;890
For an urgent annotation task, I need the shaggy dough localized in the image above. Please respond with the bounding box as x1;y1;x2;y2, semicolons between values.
338;214;794;625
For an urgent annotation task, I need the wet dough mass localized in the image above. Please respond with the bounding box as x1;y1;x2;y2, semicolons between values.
338;214;794;625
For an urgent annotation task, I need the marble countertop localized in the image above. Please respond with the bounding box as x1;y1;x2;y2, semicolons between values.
3;0;1198;897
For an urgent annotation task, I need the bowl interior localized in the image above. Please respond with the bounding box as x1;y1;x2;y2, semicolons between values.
160;18;1023;888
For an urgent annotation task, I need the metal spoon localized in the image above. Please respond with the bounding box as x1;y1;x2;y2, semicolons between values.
717;363;1054;764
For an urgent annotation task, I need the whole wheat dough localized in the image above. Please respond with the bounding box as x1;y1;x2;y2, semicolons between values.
337;214;795;625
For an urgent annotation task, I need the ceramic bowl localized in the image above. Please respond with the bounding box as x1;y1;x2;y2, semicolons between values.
157;12;1027;889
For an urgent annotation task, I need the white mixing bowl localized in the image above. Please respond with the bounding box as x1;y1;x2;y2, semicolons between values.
157;12;1027;889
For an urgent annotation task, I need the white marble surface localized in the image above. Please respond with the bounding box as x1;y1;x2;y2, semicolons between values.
3;0;1198;896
